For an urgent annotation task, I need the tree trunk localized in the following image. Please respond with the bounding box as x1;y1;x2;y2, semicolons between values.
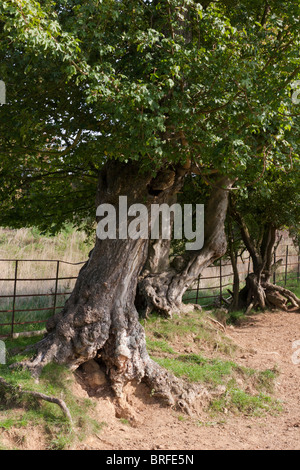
20;161;203;410
138;177;234;317
227;219;240;312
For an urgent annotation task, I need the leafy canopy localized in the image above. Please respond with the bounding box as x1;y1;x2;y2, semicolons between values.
0;0;299;232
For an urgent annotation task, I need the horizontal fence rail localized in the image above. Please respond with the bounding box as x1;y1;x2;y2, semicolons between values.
0;244;299;338
0;259;86;338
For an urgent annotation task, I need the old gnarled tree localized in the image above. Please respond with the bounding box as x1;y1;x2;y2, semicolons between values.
0;0;299;407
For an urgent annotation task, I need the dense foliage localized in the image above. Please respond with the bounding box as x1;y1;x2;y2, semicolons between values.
0;0;299;234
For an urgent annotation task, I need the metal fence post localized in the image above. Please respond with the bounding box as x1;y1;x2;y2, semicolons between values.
195;275;200;305
11;260;18;337
219;258;222;304
284;245;289;286
273;249;276;285
53;261;60;315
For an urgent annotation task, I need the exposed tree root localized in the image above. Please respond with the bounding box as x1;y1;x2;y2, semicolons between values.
230;273;300;314
11;333;67;379
13;358;205;417
206;315;226;332
11;336;205;416
144;359;206;415
264;283;300;311
0;376;73;424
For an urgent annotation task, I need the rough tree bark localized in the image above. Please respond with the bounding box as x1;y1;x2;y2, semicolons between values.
138;177;235;317
19;160;205;410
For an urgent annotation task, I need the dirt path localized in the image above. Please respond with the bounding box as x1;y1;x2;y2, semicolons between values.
77;310;300;451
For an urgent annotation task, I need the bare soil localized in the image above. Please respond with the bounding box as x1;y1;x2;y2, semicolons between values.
74;310;300;451
1;310;299;450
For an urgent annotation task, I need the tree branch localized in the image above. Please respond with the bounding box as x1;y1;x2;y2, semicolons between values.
0;376;73;424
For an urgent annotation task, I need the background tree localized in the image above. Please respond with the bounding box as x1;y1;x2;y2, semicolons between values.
229;165;300;313
0;0;299;406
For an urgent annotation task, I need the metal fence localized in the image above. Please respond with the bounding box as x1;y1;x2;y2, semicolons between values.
185;244;300;307
0;244;299;338
0;259;85;338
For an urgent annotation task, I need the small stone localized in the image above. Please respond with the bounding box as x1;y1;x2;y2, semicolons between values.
81;359;107;387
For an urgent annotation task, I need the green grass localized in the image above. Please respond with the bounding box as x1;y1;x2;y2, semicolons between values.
197;419;225;427
153;353;276;388
146;338;176;355
119;418;131;426
0;337;106;449
210;388;282;416
0;294;71;337
144;311;201;338
154;354;237;385
226;310;248;325
256;368;279;393
152;354;280;416
144;310;237;356
0;417;27;429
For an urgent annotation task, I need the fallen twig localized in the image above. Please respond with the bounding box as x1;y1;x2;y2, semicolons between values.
207;316;226;332
0;376;73;424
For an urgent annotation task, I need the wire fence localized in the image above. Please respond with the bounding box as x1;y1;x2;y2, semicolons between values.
0;244;299;338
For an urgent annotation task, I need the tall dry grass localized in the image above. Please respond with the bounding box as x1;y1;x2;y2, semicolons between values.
0;226;92;261
0;227;92;292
